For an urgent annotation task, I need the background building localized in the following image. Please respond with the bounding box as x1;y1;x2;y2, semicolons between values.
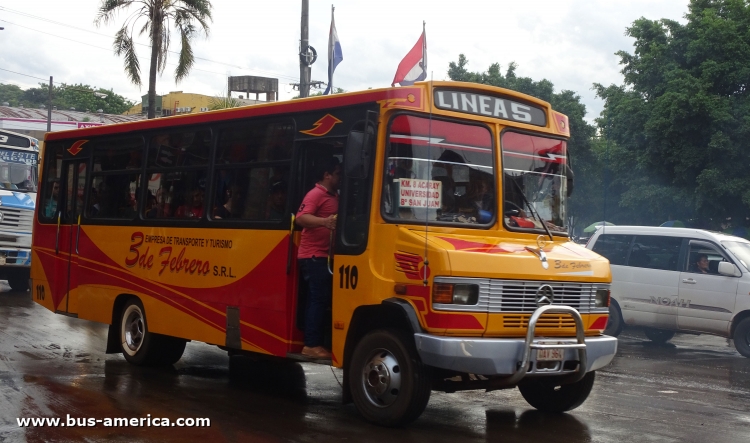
0;104;144;141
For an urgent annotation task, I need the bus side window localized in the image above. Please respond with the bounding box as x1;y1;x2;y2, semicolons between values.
210;119;293;223
89;137;144;220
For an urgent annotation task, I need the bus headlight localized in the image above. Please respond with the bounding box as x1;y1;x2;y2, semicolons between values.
595;288;610;308
433;283;479;305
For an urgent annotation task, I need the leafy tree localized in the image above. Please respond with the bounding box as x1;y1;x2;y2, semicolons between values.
0;84;24;106
447;55;599;232
595;0;750;229
0;83;135;114
95;0;212;119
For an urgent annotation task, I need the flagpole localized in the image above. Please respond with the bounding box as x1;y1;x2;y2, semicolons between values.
329;5;335;93
422;21;427;76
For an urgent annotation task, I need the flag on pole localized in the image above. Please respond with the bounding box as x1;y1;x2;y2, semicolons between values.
392;23;427;87
324;6;343;95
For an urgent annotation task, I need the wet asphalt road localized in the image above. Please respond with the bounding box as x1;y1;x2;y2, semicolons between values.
1;287;749;443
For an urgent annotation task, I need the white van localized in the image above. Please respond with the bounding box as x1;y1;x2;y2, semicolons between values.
586;226;750;357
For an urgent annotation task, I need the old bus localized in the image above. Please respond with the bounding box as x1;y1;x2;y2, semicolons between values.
0;129;38;291
31;81;616;426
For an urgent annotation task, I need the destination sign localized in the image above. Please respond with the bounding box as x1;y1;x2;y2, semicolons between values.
434;90;547;126
0;148;37;165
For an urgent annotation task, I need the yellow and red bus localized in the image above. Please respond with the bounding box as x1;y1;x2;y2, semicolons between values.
31;81;616;426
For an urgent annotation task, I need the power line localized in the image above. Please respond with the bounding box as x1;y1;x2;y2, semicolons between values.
0;19;302;104
0;6;301;82
0;67;126;96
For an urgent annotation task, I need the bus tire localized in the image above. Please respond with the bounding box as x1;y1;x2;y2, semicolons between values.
119;298;185;366
8;276;28;291
518;371;596;412
644;328;675;343
349;329;431;427
732;317;750;358
604;299;623;337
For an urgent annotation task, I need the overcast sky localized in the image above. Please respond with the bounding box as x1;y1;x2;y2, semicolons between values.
0;0;689;121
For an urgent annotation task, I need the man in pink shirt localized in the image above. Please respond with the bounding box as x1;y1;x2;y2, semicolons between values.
296;157;341;359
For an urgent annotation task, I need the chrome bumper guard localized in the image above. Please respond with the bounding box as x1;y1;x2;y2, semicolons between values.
414;305;617;382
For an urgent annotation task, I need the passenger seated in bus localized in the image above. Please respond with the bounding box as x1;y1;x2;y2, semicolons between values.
468;175;494;223
431;150;464;214
176;189;205;219
88;188;101;217
213;189;232;219
118;189;136;218
44;180;60;217
144;192;158;218
266;180;287;220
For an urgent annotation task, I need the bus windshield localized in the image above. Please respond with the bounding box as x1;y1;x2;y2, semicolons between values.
0;149;38;193
501;131;569;235
383;115;495;225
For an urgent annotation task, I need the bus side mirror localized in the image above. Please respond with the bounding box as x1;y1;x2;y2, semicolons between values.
344;111;377;179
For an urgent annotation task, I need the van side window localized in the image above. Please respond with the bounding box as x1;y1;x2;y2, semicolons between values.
629;236;682;271
591;234;633;265
686;242;727;274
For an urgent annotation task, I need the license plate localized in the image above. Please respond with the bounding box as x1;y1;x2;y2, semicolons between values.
537;348;564;361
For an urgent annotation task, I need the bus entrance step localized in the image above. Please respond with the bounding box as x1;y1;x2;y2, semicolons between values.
286;352;332;365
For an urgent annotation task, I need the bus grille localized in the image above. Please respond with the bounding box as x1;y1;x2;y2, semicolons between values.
487;280;598;314
433;279;604;314
0;206;33;247
502;314;578;329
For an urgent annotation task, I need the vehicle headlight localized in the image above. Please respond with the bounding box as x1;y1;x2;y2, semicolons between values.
433;283;479;305
595;288;610;308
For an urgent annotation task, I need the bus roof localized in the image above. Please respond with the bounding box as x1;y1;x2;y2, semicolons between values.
44;81;568;142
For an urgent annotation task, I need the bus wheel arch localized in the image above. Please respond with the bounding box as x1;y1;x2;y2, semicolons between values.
342;300;424;405
348;328;432;426
109;294;186;366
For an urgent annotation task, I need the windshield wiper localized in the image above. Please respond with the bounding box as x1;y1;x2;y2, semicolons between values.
508;177;554;242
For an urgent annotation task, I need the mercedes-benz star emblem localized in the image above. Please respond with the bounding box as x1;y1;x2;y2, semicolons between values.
535;284;555;307
536;235;548;250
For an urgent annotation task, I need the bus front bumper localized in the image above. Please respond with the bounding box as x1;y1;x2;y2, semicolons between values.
414;333;617;376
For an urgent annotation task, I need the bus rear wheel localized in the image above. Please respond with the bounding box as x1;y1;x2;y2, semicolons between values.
8;275;29;292
349;329;431;427
119;298;186;366
518;371;596;412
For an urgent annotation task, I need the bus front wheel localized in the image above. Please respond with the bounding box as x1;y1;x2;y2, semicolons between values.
518;371;596;412
119;298;186;366
349;329;431;427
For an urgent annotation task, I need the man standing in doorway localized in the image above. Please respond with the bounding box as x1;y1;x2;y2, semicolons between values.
296;157;341;359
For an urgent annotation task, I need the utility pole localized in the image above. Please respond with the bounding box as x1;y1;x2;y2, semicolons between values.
299;0;310;98
46;76;53;132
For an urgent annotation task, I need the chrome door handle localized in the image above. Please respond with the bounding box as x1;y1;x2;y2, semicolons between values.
682;278;696;284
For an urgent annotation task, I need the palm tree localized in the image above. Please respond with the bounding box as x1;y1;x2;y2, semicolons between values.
95;0;212;119
208;94;243;110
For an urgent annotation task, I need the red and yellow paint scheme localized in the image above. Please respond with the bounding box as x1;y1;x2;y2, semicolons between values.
31;81;606;369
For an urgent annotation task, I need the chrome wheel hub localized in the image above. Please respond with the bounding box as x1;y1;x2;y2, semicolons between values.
122;306;144;354
361;349;402;407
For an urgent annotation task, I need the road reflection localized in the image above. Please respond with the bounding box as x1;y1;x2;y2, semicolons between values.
485;409;590;442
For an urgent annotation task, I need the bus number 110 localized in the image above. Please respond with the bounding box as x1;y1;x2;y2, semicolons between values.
338;265;358;290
